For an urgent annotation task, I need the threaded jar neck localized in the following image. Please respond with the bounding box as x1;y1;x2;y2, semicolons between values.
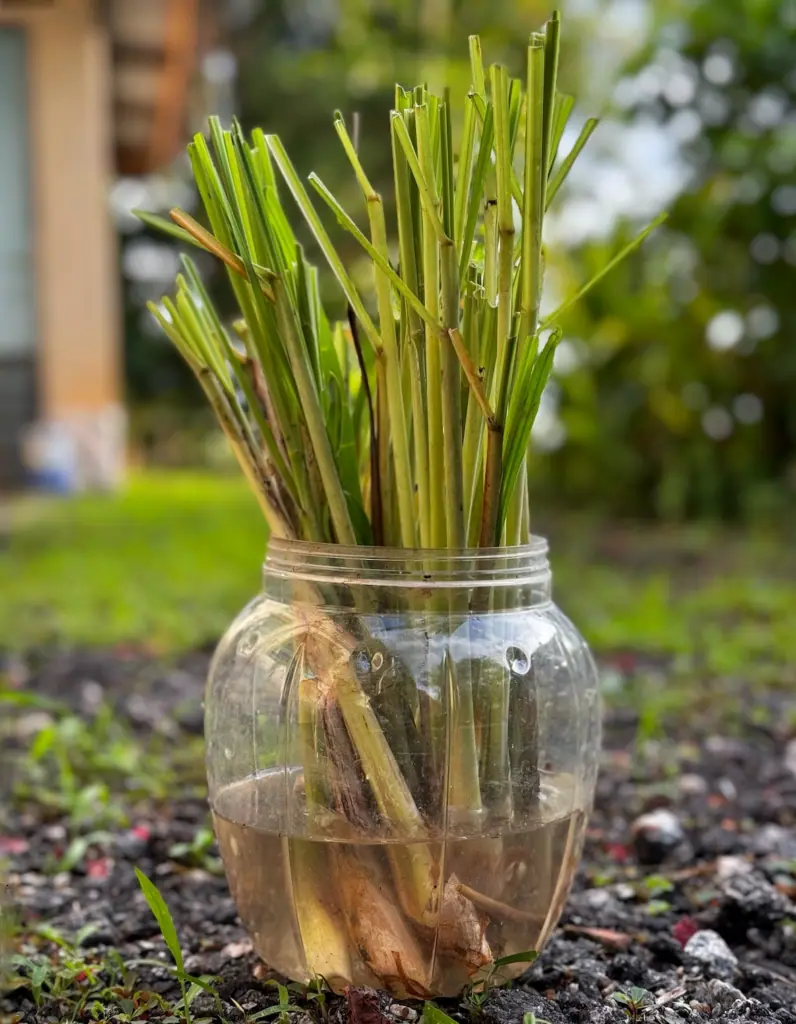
264;538;551;591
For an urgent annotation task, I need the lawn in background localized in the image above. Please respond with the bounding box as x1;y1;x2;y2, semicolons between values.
4;470;796;690
2;472;265;652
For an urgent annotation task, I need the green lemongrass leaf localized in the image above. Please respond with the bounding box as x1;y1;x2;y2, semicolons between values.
147;301;203;371
222;127;258;260
490;61;517;422
440;99;456;240
333;110;372;194
440;97;466;546
541;212;668;326
415;94;447;548
454;95;477;254
470;88;523;211
231;121;289;278
174;279;230;386
518;34;546;346
545;116;599;208
265;134;383;356
541;10;561;177
547;91;575;173
133;210;199;247
468;35;486;97
499;331;560;527
187;134;275;358
272;275;358;545
251;128;299;269
333;111;417;547
309;174;439;338
391;113;449;243
458;99;495;285
135;868;184;974
391;100;430;542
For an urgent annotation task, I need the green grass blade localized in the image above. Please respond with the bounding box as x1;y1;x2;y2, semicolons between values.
265;134;384;356
547;91;575;173
545;117;599;208
541;212;668;326
135;868;184;974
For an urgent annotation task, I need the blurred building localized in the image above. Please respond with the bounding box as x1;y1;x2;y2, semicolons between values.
0;0;226;490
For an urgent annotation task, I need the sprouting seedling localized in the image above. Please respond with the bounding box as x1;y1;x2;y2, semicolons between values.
232;980;302;1023
134;867;192;1024
464;949;538;1009
613;986;656;1021
288;976;329;1022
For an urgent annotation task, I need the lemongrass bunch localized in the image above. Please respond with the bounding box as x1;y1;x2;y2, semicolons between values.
139;14;664;551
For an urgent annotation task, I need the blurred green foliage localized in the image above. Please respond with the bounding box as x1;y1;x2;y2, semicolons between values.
539;0;796;521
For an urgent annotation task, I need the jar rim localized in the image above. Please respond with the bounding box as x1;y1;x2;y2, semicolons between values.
264;537;550;589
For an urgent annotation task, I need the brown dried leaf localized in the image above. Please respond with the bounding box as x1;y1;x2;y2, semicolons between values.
434;874;493;973
333;847;431;999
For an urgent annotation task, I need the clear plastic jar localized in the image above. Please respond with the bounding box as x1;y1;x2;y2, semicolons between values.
206;539;600;998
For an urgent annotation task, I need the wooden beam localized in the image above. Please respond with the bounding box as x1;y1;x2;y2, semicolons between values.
148;0;199;171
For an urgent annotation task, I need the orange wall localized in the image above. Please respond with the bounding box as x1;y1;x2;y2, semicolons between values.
0;0;121;419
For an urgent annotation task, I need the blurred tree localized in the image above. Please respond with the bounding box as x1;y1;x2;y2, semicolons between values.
541;0;796;521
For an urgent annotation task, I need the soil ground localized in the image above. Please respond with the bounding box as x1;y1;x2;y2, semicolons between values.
3;648;796;1024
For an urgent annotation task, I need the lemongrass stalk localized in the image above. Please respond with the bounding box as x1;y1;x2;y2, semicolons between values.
413;101;446;548
443;647;483;828
469;34;486;98
266;135;384;358
439;101;466;549
334;115;416;548
454;96;477;263
504;466;526;546
186;134;311;507
290;673;352;991
491;63;517;409
180;258;300;508
518;36;546;348
542;11;561;174
392;108;431;544
272;276;358;545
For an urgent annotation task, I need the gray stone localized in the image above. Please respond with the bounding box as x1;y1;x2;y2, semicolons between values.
679;773;709;795
752;823;796;860
721;870;796;922
631;808;686;864
684;929;738;979
705;977;746;1010
717;854;754;879
785;737;796;778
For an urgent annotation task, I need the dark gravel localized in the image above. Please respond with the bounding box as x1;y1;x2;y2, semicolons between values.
2;649;796;1024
